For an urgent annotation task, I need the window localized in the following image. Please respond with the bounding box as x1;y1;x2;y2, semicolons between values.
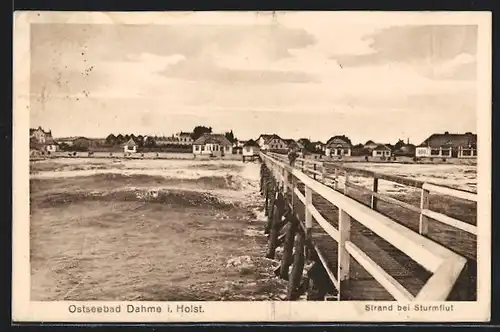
376;151;382;155
195;145;199;151
431;149;440;156
201;146;205;151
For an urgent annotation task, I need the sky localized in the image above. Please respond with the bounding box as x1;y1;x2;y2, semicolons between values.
29;13;478;145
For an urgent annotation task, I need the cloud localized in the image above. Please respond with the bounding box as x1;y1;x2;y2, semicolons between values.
159;55;317;84
332;25;477;67
426;53;477;80
29;21;478;143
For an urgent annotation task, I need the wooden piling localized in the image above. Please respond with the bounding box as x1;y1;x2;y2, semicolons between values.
287;230;306;300
280;215;298;279
306;261;335;300
266;190;284;259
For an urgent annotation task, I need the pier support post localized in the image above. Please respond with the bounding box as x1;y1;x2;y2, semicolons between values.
265;181;276;234
280;215;298;279
266;190;284;259
260;164;265;195
287;230;305;300
306;260;335;300
304;186;314;260
337;208;351;300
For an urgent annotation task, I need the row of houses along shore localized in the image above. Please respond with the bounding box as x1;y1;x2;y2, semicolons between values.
30;126;478;160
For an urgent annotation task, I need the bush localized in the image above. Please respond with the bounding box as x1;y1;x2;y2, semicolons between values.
429;157;434;162
413;156;418;162
442;158;447;162
364;156;369;162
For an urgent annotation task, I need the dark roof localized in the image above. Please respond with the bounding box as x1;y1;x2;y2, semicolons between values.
56;137;79;141
283;139;297;145
327;135;352;145
326;135;352;148
373;144;391;151
30;126;52;135
258;134;282;143
124;138;137;148
365;140;376;145
178;132;192;137
311;141;324;145
193;133;232;146
418;132;477;148
243;139;259;147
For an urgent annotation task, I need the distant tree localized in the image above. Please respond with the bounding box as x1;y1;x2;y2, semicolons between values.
191;126;212;140
124;134;130;141
225;130;235;143
105;134;116;145
145;136;156;147
393;139;405;151
116;134;124;144
136;135;144;147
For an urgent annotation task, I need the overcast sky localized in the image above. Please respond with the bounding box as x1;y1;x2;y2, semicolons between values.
29;14;478;144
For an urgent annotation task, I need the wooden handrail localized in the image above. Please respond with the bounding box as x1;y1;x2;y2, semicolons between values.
261;151;467;301
267;151;477;236
268;151;477;197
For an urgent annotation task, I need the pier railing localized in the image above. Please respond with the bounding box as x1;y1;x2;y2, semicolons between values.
267;152;477;237
261;151;468;301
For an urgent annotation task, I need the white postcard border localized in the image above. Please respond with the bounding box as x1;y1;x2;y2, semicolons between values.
12;10;492;323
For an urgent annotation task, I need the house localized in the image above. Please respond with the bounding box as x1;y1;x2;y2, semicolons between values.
55;137;78;146
372;144;392;158
192;133;233;157
156;132;194;146
242;139;260;161
30;126;52;144
325;135;353;157
30;136;58;153
174;132;194;145
257;134;287;151
71;137;94;150
123;138;138;153
283;139;300;151
393;143;416;157
233;140;247;148
364;140;379;151
415;132;477;158
311;141;326;152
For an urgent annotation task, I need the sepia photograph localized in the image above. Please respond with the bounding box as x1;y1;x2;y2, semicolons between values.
12;11;491;322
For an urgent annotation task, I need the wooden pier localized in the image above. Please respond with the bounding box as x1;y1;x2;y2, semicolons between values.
259;152;477;301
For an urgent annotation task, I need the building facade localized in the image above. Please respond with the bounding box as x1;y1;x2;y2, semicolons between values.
416;132;477;158
325;135;353;157
257;134;286;151
193;134;233;157
372;144;392;157
123;138;138;153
